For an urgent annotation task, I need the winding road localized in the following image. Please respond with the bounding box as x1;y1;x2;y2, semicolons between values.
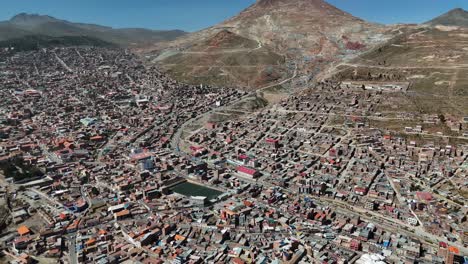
170;63;297;152
164;60;468;255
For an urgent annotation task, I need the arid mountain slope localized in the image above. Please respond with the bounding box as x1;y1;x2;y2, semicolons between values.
152;0;395;87
331;25;468;136
157;30;286;88
426;8;468;27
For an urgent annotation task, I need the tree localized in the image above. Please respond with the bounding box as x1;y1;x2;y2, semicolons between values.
80;176;89;185
91;187;100;196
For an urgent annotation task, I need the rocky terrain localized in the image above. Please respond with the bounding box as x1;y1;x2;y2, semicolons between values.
156;30;286;88
426;8;468;27
330;24;468;134
0;3;467;264
150;0;396;87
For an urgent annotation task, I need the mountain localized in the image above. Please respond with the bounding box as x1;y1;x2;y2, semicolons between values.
0;35;115;52
159;30;286;88
330;24;468;132
9;13;63;29
152;0;394;88
0;13;187;46
425;8;468;27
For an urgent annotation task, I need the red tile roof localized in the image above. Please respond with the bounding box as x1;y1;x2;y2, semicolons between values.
265;138;279;143
416;192;433;202
237;166;257;176
238;154;248;160
17;226;30;236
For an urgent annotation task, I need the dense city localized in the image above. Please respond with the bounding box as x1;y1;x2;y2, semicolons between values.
0;44;466;264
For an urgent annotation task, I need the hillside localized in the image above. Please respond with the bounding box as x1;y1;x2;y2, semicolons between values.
425;8;468;27
157;30;286;88
330;25;468;135
0;13;187;46
0;35;115;51
151;0;394;88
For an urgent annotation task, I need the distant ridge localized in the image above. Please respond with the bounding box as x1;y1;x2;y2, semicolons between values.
0;35;115;52
0;13;187;46
425;8;468;27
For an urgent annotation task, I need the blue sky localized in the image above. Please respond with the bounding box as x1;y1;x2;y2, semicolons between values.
0;0;467;32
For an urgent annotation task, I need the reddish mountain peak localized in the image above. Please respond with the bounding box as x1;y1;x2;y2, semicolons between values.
256;0;325;6
255;0;332;9
212;29;235;39
241;0;355;20
192;29;257;51
155;0;392;88
256;0;289;7
206;30;238;47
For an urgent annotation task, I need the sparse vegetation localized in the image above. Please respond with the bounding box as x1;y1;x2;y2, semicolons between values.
161;36;286;88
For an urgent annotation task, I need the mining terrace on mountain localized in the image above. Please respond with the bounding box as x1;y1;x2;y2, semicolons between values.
151;0;394;88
